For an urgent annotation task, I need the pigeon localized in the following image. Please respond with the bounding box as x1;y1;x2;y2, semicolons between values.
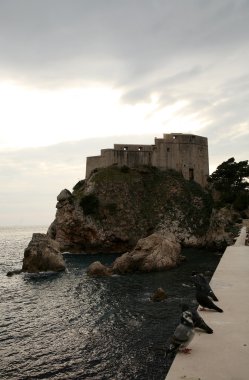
166;310;195;357
191;271;219;301
195;285;223;312
181;304;213;334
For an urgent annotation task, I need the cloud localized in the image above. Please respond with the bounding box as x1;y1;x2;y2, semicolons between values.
0;1;248;87
0;1;249;224
1;1;249;142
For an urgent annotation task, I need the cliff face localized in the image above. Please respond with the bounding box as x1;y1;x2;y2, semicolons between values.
22;233;66;273
47;166;227;253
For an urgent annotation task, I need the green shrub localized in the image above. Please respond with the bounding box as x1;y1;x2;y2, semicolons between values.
79;194;99;215
120;165;130;173
234;191;249;211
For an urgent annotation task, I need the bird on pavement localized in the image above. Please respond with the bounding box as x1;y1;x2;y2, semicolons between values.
166;310;195;357
191;271;219;302
181;303;213;334
195;285;223;313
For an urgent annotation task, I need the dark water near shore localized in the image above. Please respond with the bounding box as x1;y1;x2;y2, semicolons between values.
0;227;222;380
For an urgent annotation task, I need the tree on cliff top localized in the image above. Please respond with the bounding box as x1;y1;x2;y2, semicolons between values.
208;157;249;209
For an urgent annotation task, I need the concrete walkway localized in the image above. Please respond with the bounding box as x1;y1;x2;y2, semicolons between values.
166;228;249;380
234;226;247;246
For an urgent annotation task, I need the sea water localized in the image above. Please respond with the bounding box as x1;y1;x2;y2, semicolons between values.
0;226;222;380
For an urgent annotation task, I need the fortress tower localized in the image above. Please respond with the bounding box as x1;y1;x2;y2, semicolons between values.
86;133;209;187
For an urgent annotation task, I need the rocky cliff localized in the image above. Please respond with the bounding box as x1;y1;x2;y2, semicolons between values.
22;233;66;273
46;166;236;254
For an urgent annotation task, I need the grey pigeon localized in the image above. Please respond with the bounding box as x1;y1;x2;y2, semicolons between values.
191;271;219;301
166;310;195;357
195;285;223;312
181;304;213;334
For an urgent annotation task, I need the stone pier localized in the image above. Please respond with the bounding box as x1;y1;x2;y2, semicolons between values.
166;226;249;380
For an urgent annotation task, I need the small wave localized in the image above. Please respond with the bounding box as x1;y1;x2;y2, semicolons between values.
182;283;192;287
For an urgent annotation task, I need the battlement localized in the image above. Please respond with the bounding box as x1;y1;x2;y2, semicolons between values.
162;133;207;145
113;144;153;151
86;133;209;187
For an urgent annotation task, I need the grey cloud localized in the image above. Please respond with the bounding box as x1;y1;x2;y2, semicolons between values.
0;0;249;88
1;0;249;148
121;65;206;103
208;133;249;174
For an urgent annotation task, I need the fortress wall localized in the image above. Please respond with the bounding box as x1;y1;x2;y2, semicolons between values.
85;133;209;186
163;133;207;146
112;149;152;167
152;134;209;186
178;141;209;186
152;138;181;171
86;150;119;177
114;144;153;151
86;156;102;178
86;149;152;177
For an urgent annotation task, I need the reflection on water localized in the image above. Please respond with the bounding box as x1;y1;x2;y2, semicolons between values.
0;227;222;379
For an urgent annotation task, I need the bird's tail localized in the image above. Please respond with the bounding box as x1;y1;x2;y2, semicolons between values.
166;343;179;358
213;304;223;313
200;321;213;334
210;291;219;302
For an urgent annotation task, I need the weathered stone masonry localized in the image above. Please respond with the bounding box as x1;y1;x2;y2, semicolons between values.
86;133;209;187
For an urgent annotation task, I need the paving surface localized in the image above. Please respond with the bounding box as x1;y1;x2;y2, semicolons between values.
166;229;249;380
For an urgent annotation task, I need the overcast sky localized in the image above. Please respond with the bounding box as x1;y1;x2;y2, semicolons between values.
0;0;248;226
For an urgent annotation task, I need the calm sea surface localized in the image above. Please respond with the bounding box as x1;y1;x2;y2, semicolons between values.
0;226;222;380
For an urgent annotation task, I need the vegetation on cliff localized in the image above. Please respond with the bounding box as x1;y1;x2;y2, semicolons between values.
77;166;213;235
208;157;249;212
48;166;214;253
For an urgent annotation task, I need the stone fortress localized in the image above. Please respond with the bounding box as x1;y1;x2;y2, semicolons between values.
86;133;209;187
